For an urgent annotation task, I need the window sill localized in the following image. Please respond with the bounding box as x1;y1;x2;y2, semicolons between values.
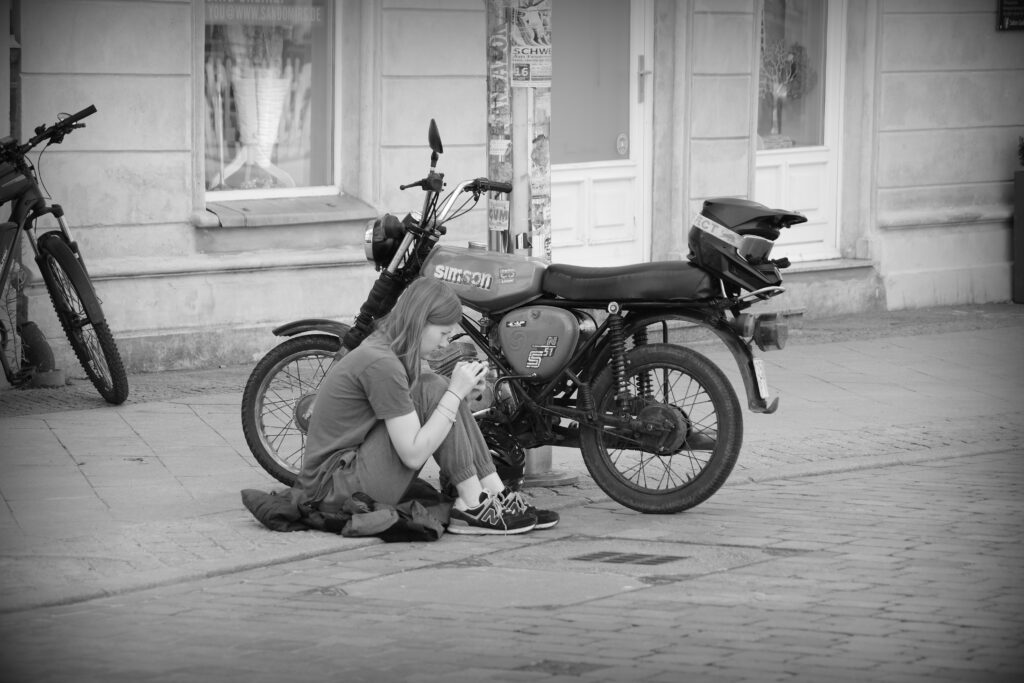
194;193;377;229
192;194;379;254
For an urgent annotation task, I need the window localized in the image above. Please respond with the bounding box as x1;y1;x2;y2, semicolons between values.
203;0;333;198
550;0;629;165
758;0;827;149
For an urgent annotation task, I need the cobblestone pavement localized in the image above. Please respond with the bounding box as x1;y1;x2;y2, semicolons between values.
0;449;1020;683
0;304;1022;681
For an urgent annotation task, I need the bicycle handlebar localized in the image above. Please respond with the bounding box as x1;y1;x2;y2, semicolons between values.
60;104;97;127
24;104;97;151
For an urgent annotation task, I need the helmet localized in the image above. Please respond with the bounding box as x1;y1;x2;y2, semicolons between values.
687;198;805;296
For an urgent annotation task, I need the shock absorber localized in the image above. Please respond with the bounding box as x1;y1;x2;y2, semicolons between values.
607;302;631;411
632;326;652;399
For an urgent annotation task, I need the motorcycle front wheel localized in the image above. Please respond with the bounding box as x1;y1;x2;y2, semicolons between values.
579;343;742;514
241;333;343;485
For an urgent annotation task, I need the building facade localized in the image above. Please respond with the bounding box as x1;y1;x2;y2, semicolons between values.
6;0;1023;372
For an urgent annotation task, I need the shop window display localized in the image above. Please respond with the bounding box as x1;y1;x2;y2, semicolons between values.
204;0;332;193
758;0;826;149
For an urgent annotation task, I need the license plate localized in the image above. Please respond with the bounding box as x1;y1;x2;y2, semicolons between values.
753;358;769;399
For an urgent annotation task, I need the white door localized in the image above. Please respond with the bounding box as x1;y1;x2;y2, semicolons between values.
754;0;844;262
550;0;653;267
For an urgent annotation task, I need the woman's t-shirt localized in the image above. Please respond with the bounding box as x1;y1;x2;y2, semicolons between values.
299;333;415;481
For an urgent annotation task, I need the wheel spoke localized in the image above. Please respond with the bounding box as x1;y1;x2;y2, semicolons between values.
579;344;742;513
248;345;336;483
46;256;110;384
600;362;721;492
37;236;127;404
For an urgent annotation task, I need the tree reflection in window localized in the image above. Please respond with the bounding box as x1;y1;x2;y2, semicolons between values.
758;0;825;149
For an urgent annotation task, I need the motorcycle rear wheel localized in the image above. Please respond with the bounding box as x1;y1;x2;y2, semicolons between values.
241;333;343;485
579;343;742;514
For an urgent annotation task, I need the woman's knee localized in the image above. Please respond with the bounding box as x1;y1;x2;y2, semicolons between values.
412;372;448;418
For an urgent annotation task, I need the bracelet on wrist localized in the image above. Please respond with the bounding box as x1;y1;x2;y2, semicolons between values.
445;389;462;402
435;404;457;424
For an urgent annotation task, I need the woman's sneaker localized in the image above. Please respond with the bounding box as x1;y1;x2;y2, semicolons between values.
498;487;560;530
448;492;536;535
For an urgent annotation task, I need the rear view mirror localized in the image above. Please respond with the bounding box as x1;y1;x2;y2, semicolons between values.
428;119;443;155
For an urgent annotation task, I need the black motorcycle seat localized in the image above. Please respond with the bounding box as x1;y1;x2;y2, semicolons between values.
542;261;715;302
702;198;806;239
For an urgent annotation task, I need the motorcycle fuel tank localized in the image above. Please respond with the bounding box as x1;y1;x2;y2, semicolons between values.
497;305;580;381
423;244;547;313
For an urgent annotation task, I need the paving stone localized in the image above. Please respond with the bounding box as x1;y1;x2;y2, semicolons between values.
0;305;1023;680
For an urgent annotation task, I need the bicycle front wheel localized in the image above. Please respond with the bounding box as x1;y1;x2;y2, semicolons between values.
36;232;128;404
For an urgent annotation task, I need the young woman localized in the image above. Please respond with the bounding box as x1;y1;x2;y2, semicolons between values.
292;277;558;535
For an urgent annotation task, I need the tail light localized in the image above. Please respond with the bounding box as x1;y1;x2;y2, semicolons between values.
729;310;804;351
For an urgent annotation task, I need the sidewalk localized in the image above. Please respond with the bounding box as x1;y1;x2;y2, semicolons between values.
0;303;1022;616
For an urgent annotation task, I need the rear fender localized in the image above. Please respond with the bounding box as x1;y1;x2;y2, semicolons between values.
596;311;778;414
272;319;351;340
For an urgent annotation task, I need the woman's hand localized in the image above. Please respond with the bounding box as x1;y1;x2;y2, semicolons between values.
449;360;487;399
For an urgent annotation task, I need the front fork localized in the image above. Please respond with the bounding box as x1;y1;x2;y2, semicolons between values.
9;204;73;378
24;204;78;259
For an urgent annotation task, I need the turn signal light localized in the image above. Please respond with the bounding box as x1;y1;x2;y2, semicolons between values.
752;313;787;351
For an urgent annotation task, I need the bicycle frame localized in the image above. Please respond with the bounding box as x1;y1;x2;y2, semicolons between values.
0;221;25;381
0;104;128;403
1;184;100;318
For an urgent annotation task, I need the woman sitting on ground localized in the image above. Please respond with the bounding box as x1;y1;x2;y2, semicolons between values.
292;276;558;535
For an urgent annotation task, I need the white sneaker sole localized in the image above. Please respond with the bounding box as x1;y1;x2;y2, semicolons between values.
446;520;536;535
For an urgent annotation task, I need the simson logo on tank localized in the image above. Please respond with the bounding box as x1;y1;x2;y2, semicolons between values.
433;264;494;290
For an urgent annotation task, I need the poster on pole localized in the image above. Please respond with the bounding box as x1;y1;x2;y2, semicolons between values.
510;0;551;88
529;88;552;263
487;0;513;244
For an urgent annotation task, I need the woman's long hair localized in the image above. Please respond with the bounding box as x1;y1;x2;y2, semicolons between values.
375;277;462;383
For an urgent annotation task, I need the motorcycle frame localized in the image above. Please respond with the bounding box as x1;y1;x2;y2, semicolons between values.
449;293;774;451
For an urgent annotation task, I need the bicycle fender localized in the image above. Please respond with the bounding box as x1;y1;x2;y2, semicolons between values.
271;318;350;339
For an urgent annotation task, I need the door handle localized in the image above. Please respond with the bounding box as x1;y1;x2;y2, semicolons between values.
638;55;652;103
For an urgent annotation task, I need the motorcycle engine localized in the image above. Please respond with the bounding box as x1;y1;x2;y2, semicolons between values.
426;306;595;411
493;305;586;381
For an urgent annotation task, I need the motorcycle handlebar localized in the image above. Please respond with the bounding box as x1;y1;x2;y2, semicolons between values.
468;178;512;195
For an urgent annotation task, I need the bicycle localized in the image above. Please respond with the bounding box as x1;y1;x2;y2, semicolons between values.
0;105;129;404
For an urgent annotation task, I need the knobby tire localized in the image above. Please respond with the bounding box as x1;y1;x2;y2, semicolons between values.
37;232;128;404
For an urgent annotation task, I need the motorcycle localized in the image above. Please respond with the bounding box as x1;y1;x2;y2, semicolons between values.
241;119;806;514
